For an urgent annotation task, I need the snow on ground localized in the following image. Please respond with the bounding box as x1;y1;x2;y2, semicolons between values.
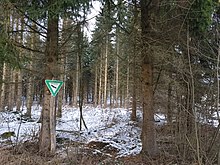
57;105;143;157
0;104;167;157
0;104;144;157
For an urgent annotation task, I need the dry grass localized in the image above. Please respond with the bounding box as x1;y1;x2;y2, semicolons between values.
0;142;63;165
0;142;186;165
0;123;218;165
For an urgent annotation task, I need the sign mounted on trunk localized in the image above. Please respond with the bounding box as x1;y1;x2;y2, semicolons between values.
45;80;63;97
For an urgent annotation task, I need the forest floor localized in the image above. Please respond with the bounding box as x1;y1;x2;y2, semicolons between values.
0;104;216;164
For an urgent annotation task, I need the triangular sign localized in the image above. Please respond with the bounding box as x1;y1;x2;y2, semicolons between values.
45;80;63;97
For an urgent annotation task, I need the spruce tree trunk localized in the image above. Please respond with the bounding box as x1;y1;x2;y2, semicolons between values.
77;24;87;131
94;65;98;107
73;54;79;106
39;4;59;154
131;54;137;121
57;18;68;117
15;16;23;111
2;65;10;111
16;71;22;111
131;0;138;121
26;23;36;117
8;69;15;111
98;52;103;106
103;36;108;108
140;0;158;156
57;59;64;118
0;63;7;111
26;74;33;117
7;14;15;111
125;60;130;109
115;49;119;108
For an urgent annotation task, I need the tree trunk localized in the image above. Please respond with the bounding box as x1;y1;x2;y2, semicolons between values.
77;24;87;131
39;3;59;154
0;4;10;111
140;0;158;156
15;16;23;111
131;55;137;121
98;52;103;106
8;69;15;111
73;54;79;106
0;63;7;111
115;47;119;108
57;18;68;117
57;60;64;118
16;70;22;111
125;59;130;109
26;23;36;117
103;35;108;108
167;74;172;124
131;0;138;120
94;65;98;107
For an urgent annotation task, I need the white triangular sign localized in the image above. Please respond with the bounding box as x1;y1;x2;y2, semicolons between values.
45;80;63;97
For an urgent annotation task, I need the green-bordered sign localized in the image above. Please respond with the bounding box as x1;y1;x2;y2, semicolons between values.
45;80;63;97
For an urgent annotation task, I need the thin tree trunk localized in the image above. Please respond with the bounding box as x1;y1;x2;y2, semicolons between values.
131;0;138;120
7;13;15;111
167;73;172;124
125;59;130;109
98;52;103;106
115;50;119;107
57;61;64;118
119;88;123;108
103;36;108;108
94;65;98;107
8;69;15;111
131;55;137;121
16;70;22;111
0;4;10;111
186;28;201;164
57;18;68;117
73;55;79;106
16;16;23;111
26;23;36;117
0;63;7;111
77;24;87;130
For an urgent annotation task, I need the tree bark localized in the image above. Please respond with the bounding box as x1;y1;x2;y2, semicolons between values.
77;24;88;131
8;68;15;111
15;16;24;111
167;74;172;124
131;0;138;121
15;16;23;111
125;58;130;109
98;52;103;106
39;3;59;154
73;54;79;106
93;65;98;107
26;23;36;117
57;18;68;117
140;0;158;156
103;35;108;108
115;42;119;108
0;63;7;111
131;55;137;121
16;70;22;111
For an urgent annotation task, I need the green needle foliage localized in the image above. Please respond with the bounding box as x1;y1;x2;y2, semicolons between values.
0;31;21;69
188;0;216;37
